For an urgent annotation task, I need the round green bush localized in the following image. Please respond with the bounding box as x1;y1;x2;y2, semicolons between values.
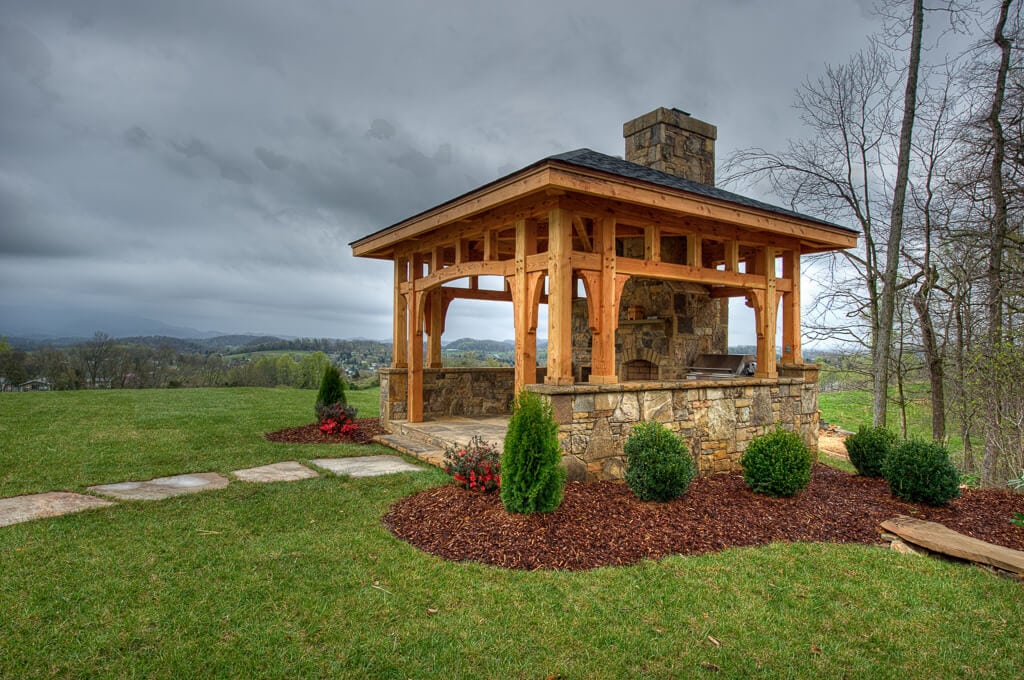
624;421;695;502
741;429;813;497
844;425;896;477
882;439;961;505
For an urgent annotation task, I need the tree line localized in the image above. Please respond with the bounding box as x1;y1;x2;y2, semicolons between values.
727;0;1024;485
0;333;341;390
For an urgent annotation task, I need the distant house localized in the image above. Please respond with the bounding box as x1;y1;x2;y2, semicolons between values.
18;378;52;392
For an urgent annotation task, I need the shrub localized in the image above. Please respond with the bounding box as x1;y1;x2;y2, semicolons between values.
844;425;896;477
500;390;565;514
444;435;501;493
623;421;694;502
882;438;961;506
741;429;813;497
315;364;355;422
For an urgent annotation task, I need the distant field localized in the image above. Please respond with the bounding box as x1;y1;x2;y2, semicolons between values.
819;388;964;454
0;387;382;497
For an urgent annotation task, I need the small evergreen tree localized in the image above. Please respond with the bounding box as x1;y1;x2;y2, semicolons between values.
314;364;349;421
500;390;565;514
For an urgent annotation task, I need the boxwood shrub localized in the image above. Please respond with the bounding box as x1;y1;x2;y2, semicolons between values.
741;429;813;497
844;425;896;477
624;421;695;502
882;438;961;506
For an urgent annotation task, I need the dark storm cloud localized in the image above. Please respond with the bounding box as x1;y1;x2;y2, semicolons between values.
0;0;882;339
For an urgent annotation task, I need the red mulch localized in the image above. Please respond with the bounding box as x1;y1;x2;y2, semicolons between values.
264;419;385;445
383;464;1024;571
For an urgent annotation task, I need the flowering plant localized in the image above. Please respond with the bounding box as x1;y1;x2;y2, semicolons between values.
317;401;358;437
443;435;501;493
319;418;358;437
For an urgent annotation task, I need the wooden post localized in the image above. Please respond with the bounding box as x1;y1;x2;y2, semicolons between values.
590;216;619;383
782;249;802;364
426;288;443;368
725;240;739;272
512;219;538;393
644;224;661;262
686;234;702;268
756;246;778;378
407;254;424;422
392;256;408;368
546;207;574;385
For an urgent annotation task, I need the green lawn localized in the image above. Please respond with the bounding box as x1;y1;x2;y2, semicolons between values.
1;388;1022;678
0;387;384;497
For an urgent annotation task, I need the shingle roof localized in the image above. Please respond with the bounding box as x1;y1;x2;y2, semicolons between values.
548;148;856;234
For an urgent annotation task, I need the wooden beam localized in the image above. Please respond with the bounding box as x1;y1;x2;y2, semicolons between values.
546;166;858;249
546;207;574;385
782;249;802;363
617;257;772;289
573;215;592;252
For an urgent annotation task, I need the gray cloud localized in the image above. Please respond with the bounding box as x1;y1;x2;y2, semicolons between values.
0;0;885;340
254;146;290;171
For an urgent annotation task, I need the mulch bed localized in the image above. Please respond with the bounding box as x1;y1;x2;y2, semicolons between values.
383;464;1024;571
264;418;385;445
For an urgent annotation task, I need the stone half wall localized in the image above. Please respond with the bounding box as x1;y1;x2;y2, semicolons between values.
526;364;820;481
379;367;515;421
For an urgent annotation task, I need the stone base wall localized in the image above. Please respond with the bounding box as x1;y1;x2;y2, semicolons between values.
379;367;515;421
528;366;819;481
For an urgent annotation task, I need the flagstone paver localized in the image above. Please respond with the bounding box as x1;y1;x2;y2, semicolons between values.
0;492;115;528
233;461;318;483
88;472;230;500
312;455;426;478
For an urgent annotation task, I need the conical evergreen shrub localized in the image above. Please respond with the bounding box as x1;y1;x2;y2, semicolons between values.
500;390;565;514
314;364;349;421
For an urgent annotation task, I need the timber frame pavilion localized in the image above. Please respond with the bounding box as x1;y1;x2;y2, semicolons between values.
351;148;857;425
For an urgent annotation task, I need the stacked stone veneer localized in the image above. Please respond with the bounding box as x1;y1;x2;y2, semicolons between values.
379;367;514;421
526;364;820;481
624;107;717;186
572;278;728;380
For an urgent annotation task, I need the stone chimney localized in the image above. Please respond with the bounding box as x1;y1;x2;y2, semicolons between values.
623;107;717;186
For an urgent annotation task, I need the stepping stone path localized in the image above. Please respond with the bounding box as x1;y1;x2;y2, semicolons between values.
233;461;318;483
0;492;115;528
313;455;425;478
88;472;231;501
0;454;427;528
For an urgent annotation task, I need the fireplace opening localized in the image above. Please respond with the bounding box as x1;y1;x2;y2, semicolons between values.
624;359;658;381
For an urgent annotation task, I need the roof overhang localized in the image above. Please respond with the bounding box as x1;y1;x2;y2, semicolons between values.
350;158;858;260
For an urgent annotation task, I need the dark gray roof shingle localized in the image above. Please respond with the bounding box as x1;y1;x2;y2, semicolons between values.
548;148;855;233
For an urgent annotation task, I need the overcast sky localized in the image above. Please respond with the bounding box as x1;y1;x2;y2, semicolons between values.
0;0;884;342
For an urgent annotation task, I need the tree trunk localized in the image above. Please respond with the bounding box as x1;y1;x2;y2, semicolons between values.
982;0;1014;486
873;0;925;427
913;267;946;441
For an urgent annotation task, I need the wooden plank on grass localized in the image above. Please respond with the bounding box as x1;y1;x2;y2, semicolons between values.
881;515;1024;576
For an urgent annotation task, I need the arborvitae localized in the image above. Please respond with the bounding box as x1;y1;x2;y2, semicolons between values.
500;390;565;514
314;364;347;419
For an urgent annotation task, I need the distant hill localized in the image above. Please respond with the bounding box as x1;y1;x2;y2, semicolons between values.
442;338;515;352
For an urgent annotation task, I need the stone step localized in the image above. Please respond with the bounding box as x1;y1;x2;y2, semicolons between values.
387;420;454;452
880;515;1024;578
373;433;446;469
